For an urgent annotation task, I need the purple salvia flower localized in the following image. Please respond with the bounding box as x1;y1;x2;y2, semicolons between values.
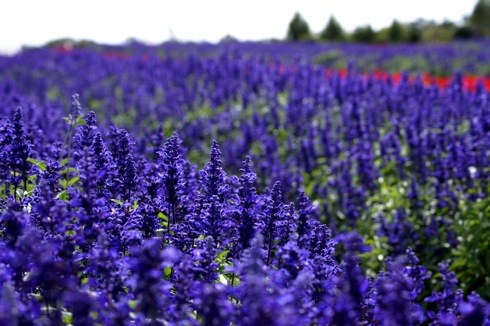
158;132;184;228
235;156;259;255
263;181;283;266
11;108;32;197
128;238;169;322
191;283;234;326
70;94;83;119
200;140;228;202
296;190;316;248
374;256;426;326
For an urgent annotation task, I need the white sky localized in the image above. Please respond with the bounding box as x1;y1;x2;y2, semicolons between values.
0;0;479;54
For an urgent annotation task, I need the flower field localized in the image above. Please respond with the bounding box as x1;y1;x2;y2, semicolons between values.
0;42;489;325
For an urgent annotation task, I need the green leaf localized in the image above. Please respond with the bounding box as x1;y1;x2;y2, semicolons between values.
164;266;173;278
15;188;25;199
218;274;228;286
55;190;69;201
216;250;230;264
75;115;87;126
158;212;168;222
68;176;80;186
60;179;68;188
111;199;124;206
128;300;138;309
132;200;139;211
63;116;73;125
27;158;46;171
61;311;73;324
456;120;470;135
60;167;78;175
158;212;169;228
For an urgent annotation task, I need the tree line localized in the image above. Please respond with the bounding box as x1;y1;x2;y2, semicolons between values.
286;0;490;42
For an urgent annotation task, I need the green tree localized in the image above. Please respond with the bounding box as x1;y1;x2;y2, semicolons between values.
286;13;312;41
319;16;346;41
407;24;422;43
470;0;490;36
388;20;405;42
454;26;474;40
352;25;375;43
421;21;457;42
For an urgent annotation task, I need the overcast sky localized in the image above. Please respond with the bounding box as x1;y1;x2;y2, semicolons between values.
0;0;479;54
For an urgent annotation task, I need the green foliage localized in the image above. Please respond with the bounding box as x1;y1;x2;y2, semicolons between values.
470;0;490;36
454;26;475;40
452;194;490;298
407;24;422;43
313;50;346;69
61;311;73;325
47;87;61;101
286;13;312;41
319;16;346;42
63;114;87;127
27;158;47;171
164;266;173;279
59;176;80;189
420;21;457;42
388;20;405;43
352;25;376;43
382;55;431;75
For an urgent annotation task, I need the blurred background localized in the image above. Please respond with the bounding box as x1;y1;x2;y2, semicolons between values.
1;0;488;54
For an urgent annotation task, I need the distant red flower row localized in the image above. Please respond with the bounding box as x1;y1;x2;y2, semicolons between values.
53;46;490;92
330;68;490;92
